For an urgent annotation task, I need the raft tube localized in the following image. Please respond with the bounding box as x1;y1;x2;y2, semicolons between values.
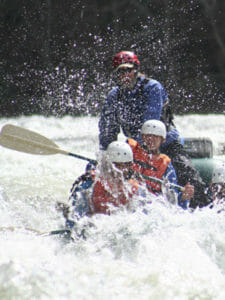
181;137;225;185
191;158;216;185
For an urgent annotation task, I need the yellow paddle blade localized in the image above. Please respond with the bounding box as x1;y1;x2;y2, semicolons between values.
0;124;96;163
0;124;66;155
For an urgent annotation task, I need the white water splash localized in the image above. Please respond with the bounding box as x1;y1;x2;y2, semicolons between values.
0;114;224;299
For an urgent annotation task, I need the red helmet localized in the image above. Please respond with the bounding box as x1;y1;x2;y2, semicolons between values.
113;51;140;69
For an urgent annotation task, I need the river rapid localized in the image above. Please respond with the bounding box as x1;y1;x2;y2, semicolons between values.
0;114;225;300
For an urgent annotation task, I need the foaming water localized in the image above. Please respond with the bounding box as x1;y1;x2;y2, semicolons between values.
0;114;224;299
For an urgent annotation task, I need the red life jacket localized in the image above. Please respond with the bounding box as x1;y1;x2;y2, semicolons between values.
90;178;139;215
128;138;171;193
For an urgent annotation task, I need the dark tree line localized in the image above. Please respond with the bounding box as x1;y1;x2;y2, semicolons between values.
0;0;225;117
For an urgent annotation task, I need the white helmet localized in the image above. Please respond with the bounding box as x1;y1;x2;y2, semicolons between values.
212;162;225;184
141;120;167;139
106;141;133;163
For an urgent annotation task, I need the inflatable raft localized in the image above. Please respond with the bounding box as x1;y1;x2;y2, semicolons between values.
181;137;224;185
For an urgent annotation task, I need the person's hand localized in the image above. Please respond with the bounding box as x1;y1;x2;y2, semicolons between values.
182;182;194;200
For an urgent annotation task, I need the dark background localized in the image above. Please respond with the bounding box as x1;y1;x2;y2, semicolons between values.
0;0;225;117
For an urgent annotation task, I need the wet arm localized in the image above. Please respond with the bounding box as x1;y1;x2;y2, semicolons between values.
163;163;189;209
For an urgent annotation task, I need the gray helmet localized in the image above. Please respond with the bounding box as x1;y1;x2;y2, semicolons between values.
106;141;133;163
141;120;167;139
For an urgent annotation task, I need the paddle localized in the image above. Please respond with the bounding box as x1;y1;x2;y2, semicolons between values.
0;124;184;191
0;124;97;164
0;226;72;237
140;173;184;192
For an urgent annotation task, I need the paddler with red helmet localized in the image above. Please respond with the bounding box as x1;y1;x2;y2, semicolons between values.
98;50;209;209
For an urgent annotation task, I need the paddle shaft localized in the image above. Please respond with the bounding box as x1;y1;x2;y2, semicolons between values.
68;152;97;164
0;226;71;237
140;173;185;192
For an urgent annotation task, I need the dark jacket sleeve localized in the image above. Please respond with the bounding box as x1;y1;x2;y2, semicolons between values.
143;80;178;145
98;89;121;150
143;80;165;121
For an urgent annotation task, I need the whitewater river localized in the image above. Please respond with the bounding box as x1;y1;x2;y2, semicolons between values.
0;114;224;300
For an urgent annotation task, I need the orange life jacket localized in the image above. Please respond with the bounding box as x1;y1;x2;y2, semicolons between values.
128;138;171;193
90;177;139;215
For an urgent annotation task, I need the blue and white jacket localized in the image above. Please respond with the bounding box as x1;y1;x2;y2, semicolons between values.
99;75;179;150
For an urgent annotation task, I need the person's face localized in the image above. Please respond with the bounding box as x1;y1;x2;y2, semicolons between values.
211;183;225;201
113;161;132;178
116;68;136;88
142;134;164;152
